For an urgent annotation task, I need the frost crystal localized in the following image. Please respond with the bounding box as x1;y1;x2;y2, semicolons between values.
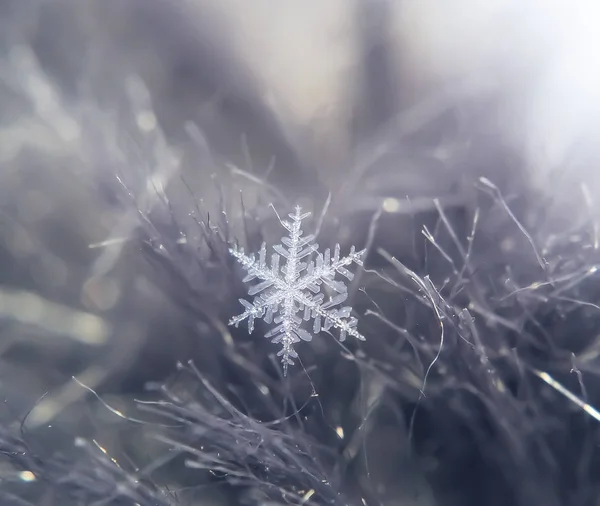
229;206;366;374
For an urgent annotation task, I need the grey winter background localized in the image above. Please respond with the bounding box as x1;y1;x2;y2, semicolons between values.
1;1;600;505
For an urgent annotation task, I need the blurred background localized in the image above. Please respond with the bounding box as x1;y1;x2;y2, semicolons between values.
1;1;600;505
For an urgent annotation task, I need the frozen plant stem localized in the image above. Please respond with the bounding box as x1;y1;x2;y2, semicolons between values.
229;205;366;375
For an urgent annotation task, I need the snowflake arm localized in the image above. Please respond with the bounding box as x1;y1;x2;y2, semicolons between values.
229;206;366;374
228;243;288;332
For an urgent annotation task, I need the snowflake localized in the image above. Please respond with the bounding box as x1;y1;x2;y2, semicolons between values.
229;205;366;374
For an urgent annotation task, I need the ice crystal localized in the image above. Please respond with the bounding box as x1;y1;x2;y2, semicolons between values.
229;206;366;374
